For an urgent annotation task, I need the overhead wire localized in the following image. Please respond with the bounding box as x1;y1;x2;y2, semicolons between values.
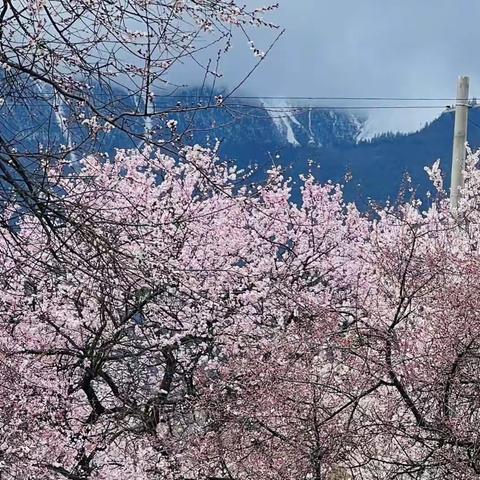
227;103;449;110
0;102;455;110
14;92;472;102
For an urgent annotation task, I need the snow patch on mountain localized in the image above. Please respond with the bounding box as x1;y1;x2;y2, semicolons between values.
356;108;444;142
36;82;78;162
307;108;318;145
282;108;304;146
262;99;300;146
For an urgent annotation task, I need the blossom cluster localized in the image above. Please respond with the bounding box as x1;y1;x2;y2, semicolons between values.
1;148;480;479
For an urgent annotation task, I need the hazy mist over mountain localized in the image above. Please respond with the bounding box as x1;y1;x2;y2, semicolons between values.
170;0;480;137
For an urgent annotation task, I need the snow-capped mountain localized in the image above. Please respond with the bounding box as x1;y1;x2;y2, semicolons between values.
155;94;366;152
260;100;366;147
2;84;478;206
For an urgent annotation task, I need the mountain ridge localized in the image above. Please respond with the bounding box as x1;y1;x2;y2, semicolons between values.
2;83;479;206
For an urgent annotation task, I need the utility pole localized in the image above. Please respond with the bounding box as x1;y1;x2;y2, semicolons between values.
450;76;470;210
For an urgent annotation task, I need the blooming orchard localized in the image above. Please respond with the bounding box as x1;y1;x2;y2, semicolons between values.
2;146;480;479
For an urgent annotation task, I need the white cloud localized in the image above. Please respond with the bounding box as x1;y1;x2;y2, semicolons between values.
173;0;480;136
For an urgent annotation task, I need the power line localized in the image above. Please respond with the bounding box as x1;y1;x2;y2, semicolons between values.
0;102;454;110
164;95;465;102
6;91;473;102
233;104;448;110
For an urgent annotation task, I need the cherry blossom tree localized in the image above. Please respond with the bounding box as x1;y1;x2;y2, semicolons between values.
0;144;242;479
0;143;306;479
3;139;480;479
183;155;480;480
